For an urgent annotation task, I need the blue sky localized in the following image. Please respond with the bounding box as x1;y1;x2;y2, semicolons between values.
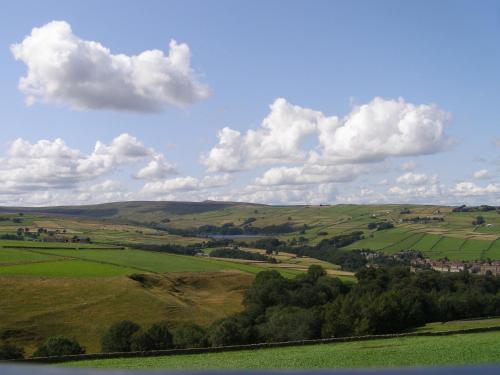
0;0;498;205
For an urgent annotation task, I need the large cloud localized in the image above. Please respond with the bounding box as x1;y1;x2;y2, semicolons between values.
313;97;451;164
203;98;330;172
11;21;208;112
204;97;451;173
0;134;175;193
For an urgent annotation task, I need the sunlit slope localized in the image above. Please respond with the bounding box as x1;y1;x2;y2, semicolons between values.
0;271;254;355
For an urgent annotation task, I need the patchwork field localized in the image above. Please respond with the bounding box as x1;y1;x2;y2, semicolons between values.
0;202;498;259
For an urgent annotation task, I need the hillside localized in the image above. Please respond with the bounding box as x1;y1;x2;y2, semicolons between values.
0;270;254;354
0;201;498;260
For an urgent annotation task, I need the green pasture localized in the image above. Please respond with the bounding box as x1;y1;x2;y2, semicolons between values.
0;248;59;265
343;228;414;250
484;239;500;259
66;330;500;370
0;247;302;278
412;234;442;251
0;259;135;277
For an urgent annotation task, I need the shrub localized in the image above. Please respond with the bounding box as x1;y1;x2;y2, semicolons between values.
173;323;208;348
130;323;173;351
101;320;141;353
0;344;25;360
33;336;84;358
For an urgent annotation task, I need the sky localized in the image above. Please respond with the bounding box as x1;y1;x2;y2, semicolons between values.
0;0;499;206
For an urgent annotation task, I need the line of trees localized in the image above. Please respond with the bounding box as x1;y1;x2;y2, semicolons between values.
367;222;395;230
209;247;276;263
165;222;297;237
453;205;499;212
0;336;85;360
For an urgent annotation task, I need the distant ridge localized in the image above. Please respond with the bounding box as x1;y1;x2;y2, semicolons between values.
0;200;266;222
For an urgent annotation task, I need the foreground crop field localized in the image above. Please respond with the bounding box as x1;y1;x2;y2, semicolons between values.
67;331;500;369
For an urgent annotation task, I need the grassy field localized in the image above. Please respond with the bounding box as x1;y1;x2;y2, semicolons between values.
66;330;500;369
0;271;254;354
0;246;318;278
0;259;136;277
0;244;342;353
0;248;60;265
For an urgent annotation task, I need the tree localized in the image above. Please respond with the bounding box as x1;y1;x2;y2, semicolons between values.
208;315;254;347
0;344;24;360
172;323;207;348
101;320;141;353
131;323;173;351
307;265;326;282
243;270;289;313
257;306;321;342
33;336;85;358
473;216;485;225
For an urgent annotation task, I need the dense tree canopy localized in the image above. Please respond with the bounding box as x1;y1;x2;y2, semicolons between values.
206;266;500;346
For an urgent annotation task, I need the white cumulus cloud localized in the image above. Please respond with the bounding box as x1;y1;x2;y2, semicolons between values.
11;20;208;112
0;134;174;193
204;97;452;173
203;98;330;172
313;97;451;164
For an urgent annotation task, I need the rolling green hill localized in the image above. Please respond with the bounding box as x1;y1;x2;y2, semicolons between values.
0;201;498;260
